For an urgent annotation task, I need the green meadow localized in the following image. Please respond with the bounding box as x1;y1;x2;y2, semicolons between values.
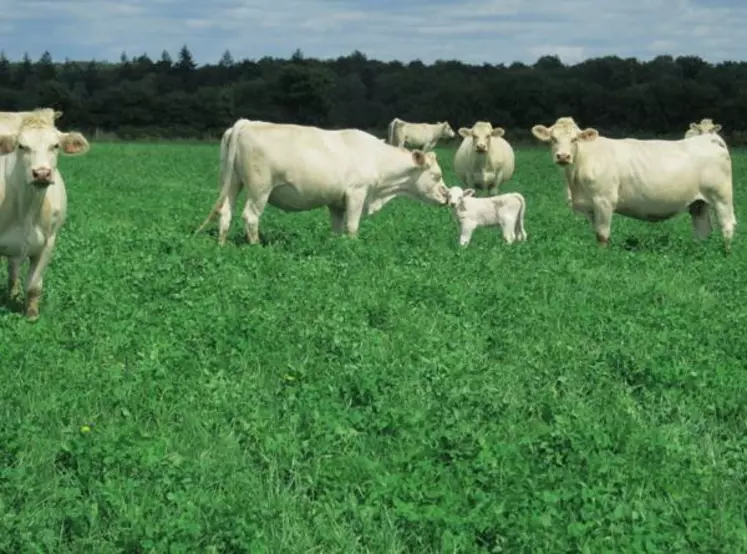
1;142;746;552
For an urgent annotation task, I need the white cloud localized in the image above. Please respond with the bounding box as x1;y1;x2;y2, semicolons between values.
0;0;744;66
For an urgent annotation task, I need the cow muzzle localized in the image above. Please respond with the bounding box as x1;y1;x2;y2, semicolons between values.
554;153;572;165
31;168;53;187
475;144;488;153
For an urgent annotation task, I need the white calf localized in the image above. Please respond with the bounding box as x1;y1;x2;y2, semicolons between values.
446;186;527;246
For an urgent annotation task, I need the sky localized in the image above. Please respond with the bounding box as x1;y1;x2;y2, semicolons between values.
0;0;745;67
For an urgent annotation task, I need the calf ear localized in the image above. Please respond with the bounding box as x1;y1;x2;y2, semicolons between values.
578;128;599;141
464;189;475;197
60;132;90;155
491;127;505;137
0;135;17;154
531;125;551;141
458;127;471;138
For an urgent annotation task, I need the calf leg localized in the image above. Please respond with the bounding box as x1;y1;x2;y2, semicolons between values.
328;205;345;234
688;199;712;240
7;256;22;303
24;236;57;321
499;215;516;244
241;192;270;245
458;222;476;246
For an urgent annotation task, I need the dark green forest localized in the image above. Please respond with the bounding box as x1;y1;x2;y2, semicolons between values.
1;45;745;144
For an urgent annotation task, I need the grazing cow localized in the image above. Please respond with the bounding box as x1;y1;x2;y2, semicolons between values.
531;116;735;251
685;118;722;138
453;121;515;196
0;108;62;134
194;121;449;245
446;186;527;246
0;109;90;320
387;117;456;151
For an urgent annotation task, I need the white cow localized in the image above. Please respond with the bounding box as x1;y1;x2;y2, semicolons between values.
0;108;62;134
194;121;449;245
453;121;515;196
0;109;90;320
531;116;736;251
446;186;527;246
387;117;456;151
685;118;722;138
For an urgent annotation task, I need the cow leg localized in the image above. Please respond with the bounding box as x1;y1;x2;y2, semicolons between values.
688;199;712;240
217;177;242;246
241;193;270;245
591;199;613;246
7;256;22;303
343;193;367;238
328;205;345;234
711;197;737;253
24;236;57;321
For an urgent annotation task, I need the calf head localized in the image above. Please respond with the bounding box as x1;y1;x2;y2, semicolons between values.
0;112;90;188
441;122;456;139
446;186;475;209
689;118;721;135
409;150;449;205
531;117;598;166
459;121;504;153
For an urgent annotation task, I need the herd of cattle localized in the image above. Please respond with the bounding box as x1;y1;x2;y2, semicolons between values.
0;108;737;321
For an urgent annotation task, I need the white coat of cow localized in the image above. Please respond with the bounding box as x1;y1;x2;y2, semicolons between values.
685;118;722;138
0;109;90;320
446;186;527;246
387;117;455;151
195;121;449;245
0;108;62;134
531;116;736;251
453;121;515;196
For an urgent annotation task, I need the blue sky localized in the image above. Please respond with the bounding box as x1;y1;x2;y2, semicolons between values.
0;0;744;66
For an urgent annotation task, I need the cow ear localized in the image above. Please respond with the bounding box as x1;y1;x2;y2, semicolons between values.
689;122;699;131
531;125;551;141
458;127;471;138
713;124;722;133
464;189;475;197
60;132;90;155
491;127;505;137
54;110;63;120
0;135;17;154
578;128;599;141
411;149;427;166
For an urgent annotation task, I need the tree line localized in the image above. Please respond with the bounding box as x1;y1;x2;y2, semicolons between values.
1;46;746;144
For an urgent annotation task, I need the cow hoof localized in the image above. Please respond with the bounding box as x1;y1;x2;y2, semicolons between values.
26;309;40;322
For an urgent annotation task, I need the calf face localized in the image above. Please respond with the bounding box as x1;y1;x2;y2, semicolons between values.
458;121;504;154
531;117;598;166
441;122;456;139
446;186;475;209
0;126;90;187
411;150;449;205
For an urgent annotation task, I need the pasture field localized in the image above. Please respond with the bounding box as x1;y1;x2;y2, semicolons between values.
2;141;747;553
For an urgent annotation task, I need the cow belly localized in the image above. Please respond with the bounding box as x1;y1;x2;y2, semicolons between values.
614;196;693;222
0;224;47;256
268;184;345;212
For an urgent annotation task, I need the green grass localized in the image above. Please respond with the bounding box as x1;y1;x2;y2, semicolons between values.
2;142;747;553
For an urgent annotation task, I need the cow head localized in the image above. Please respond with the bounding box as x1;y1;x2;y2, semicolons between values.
688;118;721;135
441;122;456;139
0;112;90;188
410;149;449;205
531;117;598;166
446;186;475;209
458;121;504;154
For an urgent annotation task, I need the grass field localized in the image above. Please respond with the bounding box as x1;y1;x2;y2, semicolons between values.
2;141;747;552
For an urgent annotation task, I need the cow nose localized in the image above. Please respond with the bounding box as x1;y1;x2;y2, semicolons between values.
32;168;52;181
555;153;571;163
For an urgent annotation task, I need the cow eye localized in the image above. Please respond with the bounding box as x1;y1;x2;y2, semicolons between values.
18;143;29;151
52;143;60;149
